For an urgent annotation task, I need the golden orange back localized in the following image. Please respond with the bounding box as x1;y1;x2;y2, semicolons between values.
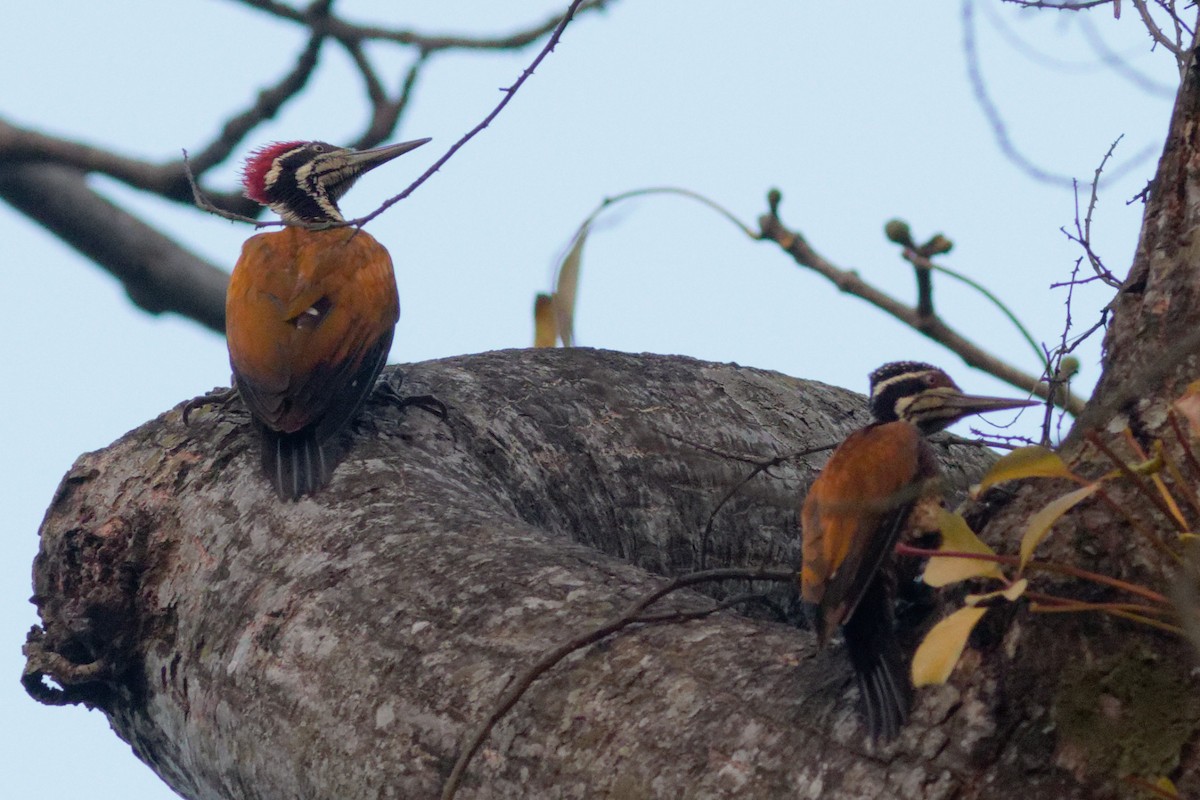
800;421;930;641
226;225;399;434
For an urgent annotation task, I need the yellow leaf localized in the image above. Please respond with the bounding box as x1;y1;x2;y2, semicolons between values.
923;510;1003;587
1156;777;1179;796
533;293;557;348
1019;483;1101;570
911;606;988;687
965;578;1028;606
1125;776;1181;799
1001;578;1028;601
554;225;588;347
975;446;1074;494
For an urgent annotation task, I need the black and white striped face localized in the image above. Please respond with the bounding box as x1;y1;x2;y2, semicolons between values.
249;141;357;225
868;362;957;426
867;361;1036;433
242;138;431;226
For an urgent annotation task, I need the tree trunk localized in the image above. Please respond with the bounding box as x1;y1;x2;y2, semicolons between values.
24;348;1011;799
25;35;1200;800
958;31;1200;800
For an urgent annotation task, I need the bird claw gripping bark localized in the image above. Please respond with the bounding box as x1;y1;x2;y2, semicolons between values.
373;379;449;424
181;386;242;426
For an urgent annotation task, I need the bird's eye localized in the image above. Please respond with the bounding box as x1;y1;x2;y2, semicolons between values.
311;144;325;153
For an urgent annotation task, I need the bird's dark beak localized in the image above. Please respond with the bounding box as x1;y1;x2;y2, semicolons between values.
344;137;432;174
939;392;1040;420
907;388;1038;433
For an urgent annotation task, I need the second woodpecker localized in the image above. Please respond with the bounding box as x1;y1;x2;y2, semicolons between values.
800;361;1035;741
226;137;429;500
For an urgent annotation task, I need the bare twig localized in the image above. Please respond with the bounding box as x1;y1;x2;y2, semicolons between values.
1062;137;1125;288
1132;0;1187;69
1087;431;1188;536
695;443;838;569
1039;139;1127;440
182;150;265;226
908;251;935;318
1079;14;1179;96
235;0;613;52
965;0;1158;187
649;424;836;469
0;1;613;210
186;5;331;177
0;118;196;199
347;0;591;228
0;18;330;215
966;0;1078;186
1044;262;1082;445
1000;1;1114;9
344;39;388;107
349;53;428;151
440;565;795;799
903;249;1048;369
757;193;1087;415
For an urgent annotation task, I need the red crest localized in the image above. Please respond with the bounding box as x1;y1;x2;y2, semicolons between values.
241;141;304;203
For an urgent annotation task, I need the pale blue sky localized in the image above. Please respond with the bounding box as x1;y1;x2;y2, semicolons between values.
1;2;1181;797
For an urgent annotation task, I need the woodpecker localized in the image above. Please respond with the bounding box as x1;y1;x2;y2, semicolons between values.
226;137;429;500
799;361;1035;741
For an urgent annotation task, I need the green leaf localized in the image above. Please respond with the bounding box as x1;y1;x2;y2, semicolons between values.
923;510;1003;587
975;446;1074;494
1019;483;1101;570
911;606;988;687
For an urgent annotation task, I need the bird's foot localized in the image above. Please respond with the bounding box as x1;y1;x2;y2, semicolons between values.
182;386;241;426
374;380;449;423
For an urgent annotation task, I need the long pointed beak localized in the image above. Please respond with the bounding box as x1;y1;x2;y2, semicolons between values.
344;137;432;174
908;388;1038;432
942;393;1040;417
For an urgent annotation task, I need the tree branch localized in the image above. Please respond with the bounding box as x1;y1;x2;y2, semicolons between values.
0;163;228;332
186;11;330;177
757;196;1087;415
345;0;590;227
965;0;1158;187
26;349;1017;799
233;0;614;52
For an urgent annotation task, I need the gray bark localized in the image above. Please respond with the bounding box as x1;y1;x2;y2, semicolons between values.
24;348;1007;799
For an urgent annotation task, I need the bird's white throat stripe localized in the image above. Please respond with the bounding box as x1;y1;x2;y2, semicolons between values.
262;146;306;191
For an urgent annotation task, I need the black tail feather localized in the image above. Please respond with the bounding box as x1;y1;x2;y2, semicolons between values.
843;576;912;742
259;425;339;501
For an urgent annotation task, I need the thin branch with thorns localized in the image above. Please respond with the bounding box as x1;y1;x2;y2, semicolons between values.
343;0;591;228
